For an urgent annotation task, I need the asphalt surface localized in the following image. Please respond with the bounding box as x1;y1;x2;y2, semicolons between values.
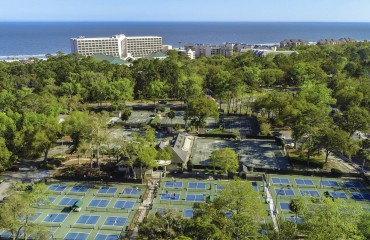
0;143;65;201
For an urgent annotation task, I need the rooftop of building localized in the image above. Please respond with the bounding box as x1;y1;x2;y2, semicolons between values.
92;54;131;65
145;51;168;59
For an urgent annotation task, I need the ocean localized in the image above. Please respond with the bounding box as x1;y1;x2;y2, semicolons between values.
1;22;370;59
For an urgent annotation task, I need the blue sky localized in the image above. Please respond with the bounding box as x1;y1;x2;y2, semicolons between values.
1;0;370;22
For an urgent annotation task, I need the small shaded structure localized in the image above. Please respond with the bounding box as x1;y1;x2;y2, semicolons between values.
206;195;215;203
72;200;83;212
324;191;334;200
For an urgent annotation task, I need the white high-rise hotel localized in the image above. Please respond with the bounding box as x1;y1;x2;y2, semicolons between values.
70;34;163;59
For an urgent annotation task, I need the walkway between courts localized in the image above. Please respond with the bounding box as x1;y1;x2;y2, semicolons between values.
129;180;156;240
264;181;279;231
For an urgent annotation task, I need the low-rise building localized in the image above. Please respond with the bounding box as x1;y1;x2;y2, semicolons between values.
184;43;234;58
177;48;195;59
317;37;356;45
171;133;194;169
145;51;168;60
253;50;297;57
234;44;277;53
280;39;308;48
92;54;131;66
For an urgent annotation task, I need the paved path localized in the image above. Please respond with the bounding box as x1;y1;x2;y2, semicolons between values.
264;181;279;231
329;152;358;173
0;159;57;201
129;180;156;240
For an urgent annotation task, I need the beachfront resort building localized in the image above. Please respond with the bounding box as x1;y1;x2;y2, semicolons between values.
124;36;163;58
70;34;126;58
71;34;164;59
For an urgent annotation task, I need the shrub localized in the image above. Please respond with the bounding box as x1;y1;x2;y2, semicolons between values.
331;168;343;177
260;122;271;136
150;116;159;127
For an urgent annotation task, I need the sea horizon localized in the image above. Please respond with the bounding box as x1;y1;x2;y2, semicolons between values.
1;21;370;58
1;20;370;23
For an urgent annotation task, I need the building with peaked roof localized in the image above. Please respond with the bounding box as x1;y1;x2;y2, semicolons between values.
171;133;194;169
317;37;356;45
280;39;308;48
253;50;297;57
92;54;131;65
145;51;168;59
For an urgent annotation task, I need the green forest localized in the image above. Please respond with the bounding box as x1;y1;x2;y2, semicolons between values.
0;42;370;239
0;43;369;171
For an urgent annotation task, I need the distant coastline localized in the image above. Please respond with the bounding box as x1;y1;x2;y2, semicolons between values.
0;22;370;56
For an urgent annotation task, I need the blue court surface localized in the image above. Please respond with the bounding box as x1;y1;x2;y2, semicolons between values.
29;212;42;222
70;185;89;193
89;199;110;208
36;196;56;205
94;234;120;240
59;197;80;206
285;217;302;224
165;181;183;188
123;188;141;195
275;189;295;196
280;202;290;210
272;178;290;185
343;181;364;189
300;190;320;197
188;182;206;189
295;179;314;186
114;200;135;209
329;191;347;199
98;187;117;194
76;215;100;225
43;213;68;223
183;209;194;218
64;232;89;240
104;216;127;226
0;230;12;238
252;182;259;192
48;184;67;192
216;185;225;191
321;180;339;187
161;193;180;200
185;194;204;202
351;192;370;201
